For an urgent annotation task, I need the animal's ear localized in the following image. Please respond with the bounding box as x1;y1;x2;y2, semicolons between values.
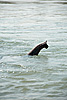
42;41;47;45
45;40;47;44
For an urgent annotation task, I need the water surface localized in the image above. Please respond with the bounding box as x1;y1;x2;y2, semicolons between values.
0;0;67;100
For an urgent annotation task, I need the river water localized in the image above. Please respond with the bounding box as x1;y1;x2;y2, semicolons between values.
0;0;67;100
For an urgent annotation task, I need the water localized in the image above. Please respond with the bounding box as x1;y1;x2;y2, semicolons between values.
0;0;67;100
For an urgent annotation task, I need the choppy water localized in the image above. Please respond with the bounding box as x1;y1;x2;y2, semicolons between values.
0;0;67;100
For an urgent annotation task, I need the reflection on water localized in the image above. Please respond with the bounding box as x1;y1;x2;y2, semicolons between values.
0;0;67;100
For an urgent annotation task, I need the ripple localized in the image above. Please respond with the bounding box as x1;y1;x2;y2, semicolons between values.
0;1;15;4
0;1;67;99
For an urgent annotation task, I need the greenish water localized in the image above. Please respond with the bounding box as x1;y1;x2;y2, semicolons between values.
0;0;67;100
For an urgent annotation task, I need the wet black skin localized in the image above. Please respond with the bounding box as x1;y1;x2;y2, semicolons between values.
28;41;48;56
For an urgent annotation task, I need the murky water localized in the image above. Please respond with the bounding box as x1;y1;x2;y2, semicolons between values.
0;0;67;100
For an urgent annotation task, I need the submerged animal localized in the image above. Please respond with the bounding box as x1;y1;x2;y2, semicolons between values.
28;41;48;56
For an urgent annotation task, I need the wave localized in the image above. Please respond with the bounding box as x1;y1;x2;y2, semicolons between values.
0;1;15;4
0;0;67;5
